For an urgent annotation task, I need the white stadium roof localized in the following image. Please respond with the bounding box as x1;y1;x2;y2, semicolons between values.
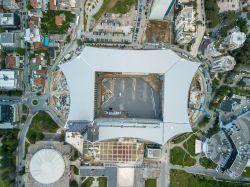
60;47;200;144
29;149;65;184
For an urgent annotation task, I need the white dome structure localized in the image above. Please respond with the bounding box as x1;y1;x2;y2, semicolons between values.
29;149;65;184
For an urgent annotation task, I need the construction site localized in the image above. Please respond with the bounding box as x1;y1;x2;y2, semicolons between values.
95;72;163;120
188;69;208;125
50;70;70;122
143;20;173;44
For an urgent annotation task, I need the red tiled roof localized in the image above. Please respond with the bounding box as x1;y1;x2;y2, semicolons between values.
36;70;47;76
35;55;41;65
33;78;46;93
33;77;42;85
50;0;56;10
55;16;64;26
34;42;43;48
5;55;16;68
30;0;38;8
30;16;39;21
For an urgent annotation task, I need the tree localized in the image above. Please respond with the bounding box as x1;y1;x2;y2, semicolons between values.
231;36;250;65
237;19;248;34
204;0;219;28
70;180;78;187
223;11;239;23
16;48;25;56
248;12;250;20
66;35;71;43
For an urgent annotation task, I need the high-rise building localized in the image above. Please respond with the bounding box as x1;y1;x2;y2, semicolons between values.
149;0;176;20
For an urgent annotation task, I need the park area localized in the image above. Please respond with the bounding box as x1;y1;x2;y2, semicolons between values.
145;178;157;187
170;169;250;187
26;112;59;144
170;147;196;166
242;167;250;177
183;134;198;157
199;157;217;169
93;0;137;21
41;10;74;34
0;130;19;187
81;177;107;187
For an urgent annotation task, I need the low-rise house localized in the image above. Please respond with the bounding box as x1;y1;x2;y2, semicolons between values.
28;9;43;18
30;0;42;9
31;54;47;68
49;0;76;10
5;54;22;69
210;55;236;72
31;77;45;93
24;16;42;44
49;34;67;43
55;15;64;26
30;0;48;10
0;13;20;30
3;0;19;10
33;42;44;49
175;6;196;44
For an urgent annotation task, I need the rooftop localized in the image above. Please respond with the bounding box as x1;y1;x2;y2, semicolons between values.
0;13;14;25
29;149;65;184
203;112;250;178
5;55;16;68
60;47;200;144
0;33;15;44
0;70;16;89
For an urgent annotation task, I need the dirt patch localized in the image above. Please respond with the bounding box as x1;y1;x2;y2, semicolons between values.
143;20;172;44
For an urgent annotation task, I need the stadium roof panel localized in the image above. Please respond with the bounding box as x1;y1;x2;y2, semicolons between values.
60;47;200;144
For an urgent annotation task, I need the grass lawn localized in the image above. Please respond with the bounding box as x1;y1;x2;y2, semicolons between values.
109;0;137;14
171;133;191;144
82;177;94;187
93;0;137;21
170;147;196;166
41;10;74;34
242;167;250;177
73;166;79;175
170;169;250;187
26;112;59;144
183;134;197;157
0;167;11;187
199;157;217;169
145;178;157;187
98;177;107;187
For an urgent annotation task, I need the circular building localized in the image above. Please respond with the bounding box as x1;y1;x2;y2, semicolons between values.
25;141;71;187
30;149;65;184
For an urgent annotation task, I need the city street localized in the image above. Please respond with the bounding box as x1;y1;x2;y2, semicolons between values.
15;0;85;186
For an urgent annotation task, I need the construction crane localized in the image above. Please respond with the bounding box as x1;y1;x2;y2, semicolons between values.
190;106;210;117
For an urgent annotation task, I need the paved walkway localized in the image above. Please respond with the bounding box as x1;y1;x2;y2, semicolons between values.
190;0;206;57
